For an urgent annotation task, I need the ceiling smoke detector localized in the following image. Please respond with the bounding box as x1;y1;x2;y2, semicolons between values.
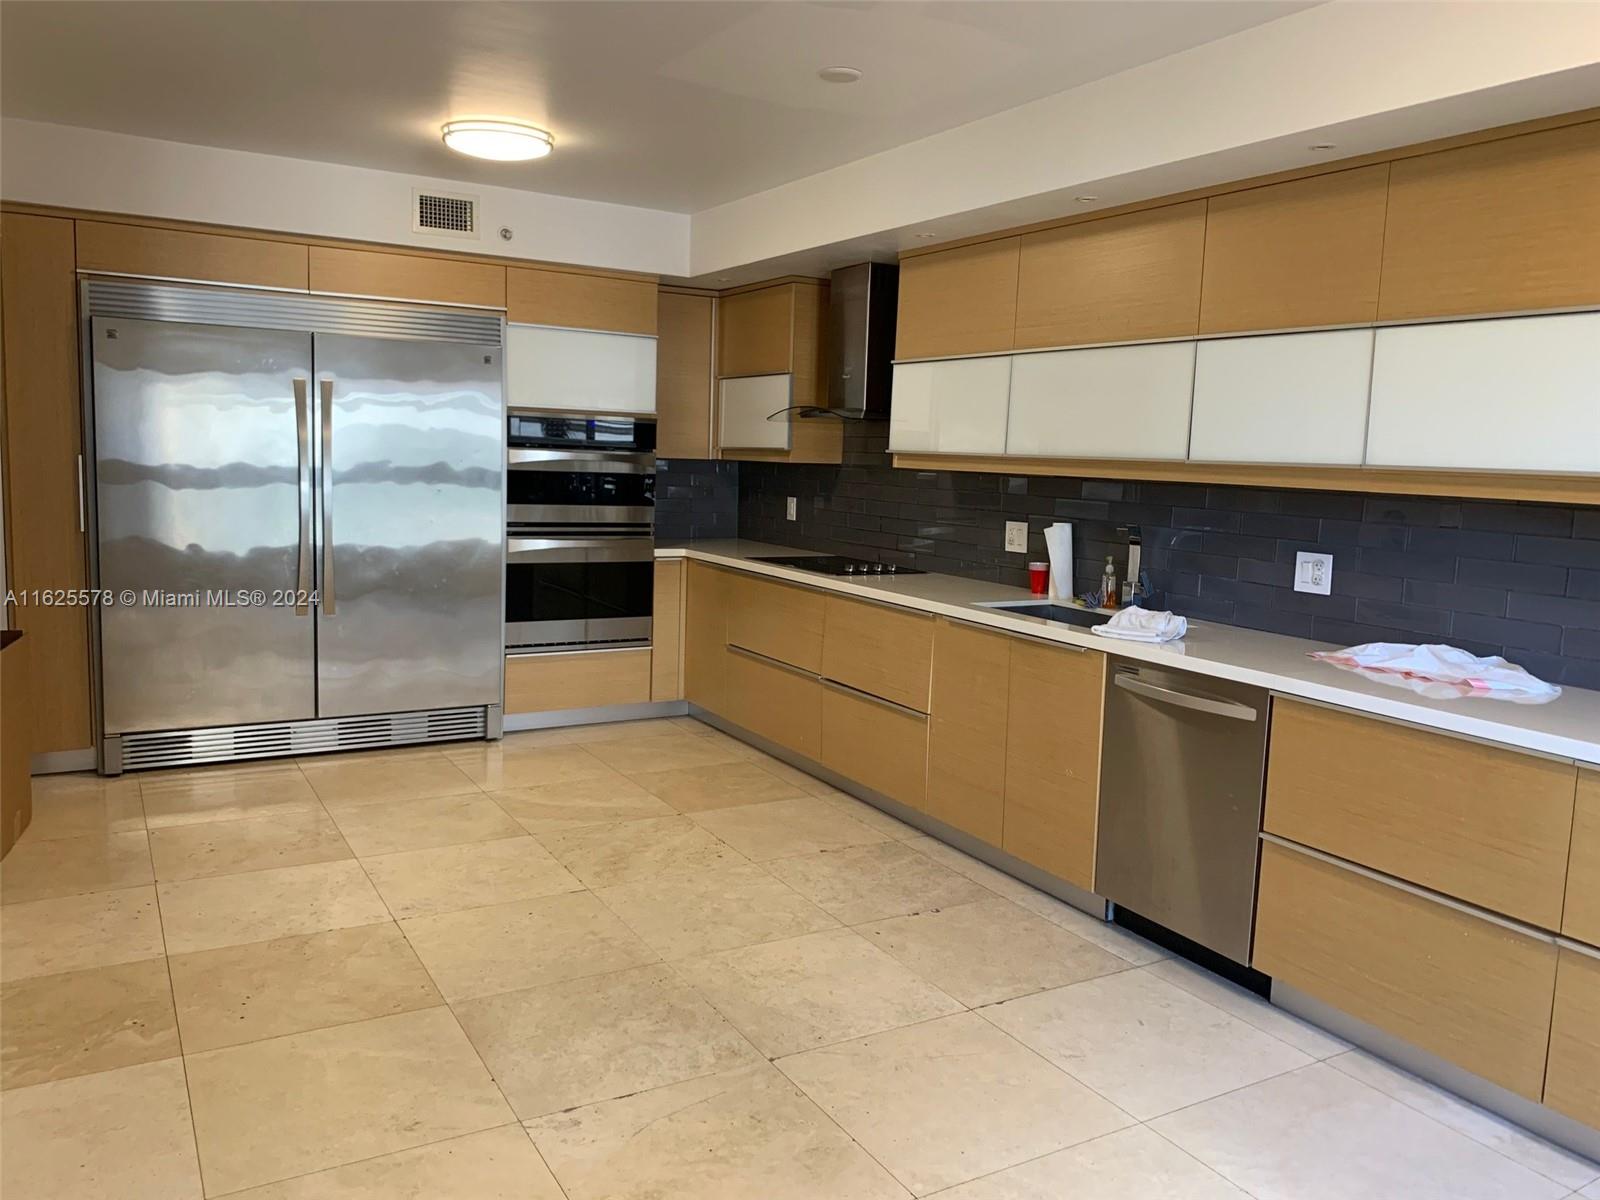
442;119;554;162
817;66;863;84
1309;142;1337;152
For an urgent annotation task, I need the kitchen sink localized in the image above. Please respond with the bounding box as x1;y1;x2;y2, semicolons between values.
974;600;1112;629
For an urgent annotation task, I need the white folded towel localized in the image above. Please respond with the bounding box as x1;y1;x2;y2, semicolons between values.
1310;642;1560;703
1091;607;1188;643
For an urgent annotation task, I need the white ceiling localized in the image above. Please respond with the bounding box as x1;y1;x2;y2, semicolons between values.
0;0;1316;213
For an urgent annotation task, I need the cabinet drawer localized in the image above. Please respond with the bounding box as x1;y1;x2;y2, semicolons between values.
1544;948;1600;1128
1003;638;1104;890
506;267;656;334
821;596;934;712
1006;341;1195;461
726;573;824;672
821;683;928;811
1265;699;1575;929
1254;841;1558;1100
308;246;505;308
76;221;309;291
726;647;822;761
926;619;1010;843
1564;770;1600;946
504;649;651;714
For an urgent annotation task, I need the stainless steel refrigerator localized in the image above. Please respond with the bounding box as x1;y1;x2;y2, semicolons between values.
83;280;504;772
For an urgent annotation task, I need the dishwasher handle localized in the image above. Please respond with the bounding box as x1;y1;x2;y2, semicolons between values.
1112;672;1259;722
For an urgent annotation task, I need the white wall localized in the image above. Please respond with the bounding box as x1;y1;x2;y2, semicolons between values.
0;118;690;277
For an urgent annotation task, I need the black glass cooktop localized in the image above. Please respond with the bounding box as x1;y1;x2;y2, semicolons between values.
749;555;923;577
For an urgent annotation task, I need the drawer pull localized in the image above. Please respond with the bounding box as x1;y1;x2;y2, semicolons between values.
821;677;929;720
728;643;819;680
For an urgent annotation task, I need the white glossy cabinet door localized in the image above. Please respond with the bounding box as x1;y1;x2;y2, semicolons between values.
1006;341;1196;460
1367;313;1600;473
888;357;1012;454
506;324;657;414
1190;329;1373;465
719;374;792;450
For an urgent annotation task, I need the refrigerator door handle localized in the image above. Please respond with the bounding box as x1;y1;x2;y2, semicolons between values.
319;378;336;616
293;379;312;616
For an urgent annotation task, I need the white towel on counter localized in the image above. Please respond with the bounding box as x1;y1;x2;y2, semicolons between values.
1091;608;1188;643
1310;642;1560;703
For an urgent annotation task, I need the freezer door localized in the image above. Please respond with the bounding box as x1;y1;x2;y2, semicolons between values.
313;334;503;717
91;318;316;733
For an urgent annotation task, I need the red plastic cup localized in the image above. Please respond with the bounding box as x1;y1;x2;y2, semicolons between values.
1028;562;1049;596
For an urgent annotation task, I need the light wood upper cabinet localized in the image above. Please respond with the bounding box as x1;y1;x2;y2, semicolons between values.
726;572;824;673
506;266;656;334
926;619;1010;843
1198;165;1388;334
1006;341;1195;461
887;358;1012;455
1544;948;1600;1129
1564;769;1600;947
308;246;505;308
650;560;685;703
656;292;715;459
1014;200;1205;349
1254;840;1558;1101
821;596;934;713
895;238;1020;360
718;284;794;378
76;221;309;291
1264;699;1576;930
0;214;93;754
1379;121;1600;321
1002;639;1104;890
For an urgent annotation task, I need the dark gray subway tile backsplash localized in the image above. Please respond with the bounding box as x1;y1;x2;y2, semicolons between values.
658;421;1600;689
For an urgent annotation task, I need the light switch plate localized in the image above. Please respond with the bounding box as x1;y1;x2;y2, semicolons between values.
1294;551;1334;595
1004;521;1028;553
786;497;798;521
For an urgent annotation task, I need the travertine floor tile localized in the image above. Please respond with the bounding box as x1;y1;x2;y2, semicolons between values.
299;752;480;808
169;922;441;1052
817;789;921;838
596;861;838;959
489;775;674;833
185;1007;512;1196
157;859;390;955
526;1062;910;1200
24;774;144;840
456;963;760;1118
860;897;1128;1006
329;792;525;857
537;815;745;887
0;1058;202;1199
444;743;617;790
735;751;838;797
1151;1063;1570;1200
139;763;320;828
582;733;748;775
767;840;993;925
0;830;152;904
1;956;180;1089
0;885;163;981
362;836;581;919
1147;958;1349;1059
400;891;658;1001
690;796;891;862
675;928;962;1058
148;809;351;881
554;719;686;745
780;1011;1131;1195
630;759;806;812
982;969;1311;1120
221;1125;563;1199
930;1126;1249;1199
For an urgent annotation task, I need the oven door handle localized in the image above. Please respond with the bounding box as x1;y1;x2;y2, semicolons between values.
508;449;654;472
506;536;656;564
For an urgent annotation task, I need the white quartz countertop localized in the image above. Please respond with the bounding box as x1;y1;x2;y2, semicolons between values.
658;539;1600;766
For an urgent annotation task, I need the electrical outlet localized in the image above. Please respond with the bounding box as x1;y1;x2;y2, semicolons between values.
1294;551;1334;596
1004;521;1028;554
786;496;797;521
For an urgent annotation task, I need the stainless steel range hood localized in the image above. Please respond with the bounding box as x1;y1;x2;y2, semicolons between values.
776;262;898;422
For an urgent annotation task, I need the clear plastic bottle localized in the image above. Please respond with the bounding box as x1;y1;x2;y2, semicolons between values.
1101;555;1119;609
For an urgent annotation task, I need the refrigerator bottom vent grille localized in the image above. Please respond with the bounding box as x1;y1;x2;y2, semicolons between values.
116;707;489;771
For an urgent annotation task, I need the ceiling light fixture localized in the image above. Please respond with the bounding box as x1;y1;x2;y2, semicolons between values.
442;119;554;162
817;66;862;84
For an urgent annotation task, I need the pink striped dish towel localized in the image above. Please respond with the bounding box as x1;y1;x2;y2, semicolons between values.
1309;642;1560;703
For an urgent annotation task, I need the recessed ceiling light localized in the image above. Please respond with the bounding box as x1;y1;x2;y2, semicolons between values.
1309;142;1336;152
817;66;862;84
914;232;938;239
1074;195;1099;204
442;119;554;162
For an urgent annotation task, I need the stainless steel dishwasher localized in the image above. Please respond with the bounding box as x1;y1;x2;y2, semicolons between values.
1096;662;1269;964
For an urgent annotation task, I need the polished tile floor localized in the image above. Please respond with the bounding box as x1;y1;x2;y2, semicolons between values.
2;716;1596;1198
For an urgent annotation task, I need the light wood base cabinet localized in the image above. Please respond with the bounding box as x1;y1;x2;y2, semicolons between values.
1544;948;1600;1129
925;619;1010;844
1001;639;1104;891
1564;770;1600;947
650;561;685;702
505;649;652;715
1254;841;1558;1100
0;633;33;857
726;647;822;761
1264;699;1576;930
726;572;824;672
821;683;928;812
821;596;934;713
683;563;731;714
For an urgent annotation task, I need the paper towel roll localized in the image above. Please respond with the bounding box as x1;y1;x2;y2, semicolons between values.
1044;522;1073;601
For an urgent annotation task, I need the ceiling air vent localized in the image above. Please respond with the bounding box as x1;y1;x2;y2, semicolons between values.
412;188;478;238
